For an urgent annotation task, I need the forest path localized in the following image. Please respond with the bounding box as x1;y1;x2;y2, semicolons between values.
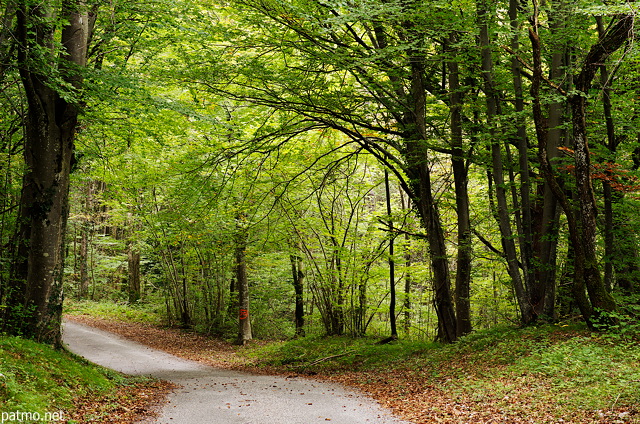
62;321;409;424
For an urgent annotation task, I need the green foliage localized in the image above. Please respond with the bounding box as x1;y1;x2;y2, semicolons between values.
510;335;640;410
4;0;638;348
65;299;165;325
248;252;297;339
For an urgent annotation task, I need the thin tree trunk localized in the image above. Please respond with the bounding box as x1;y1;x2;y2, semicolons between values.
447;42;472;338
79;221;90;298
128;246;141;303
374;3;456;342
596;16;616;293
508;0;540;319
290;242;305;337
399;191;412;335
385;169;398;339
235;215;252;345
477;0;530;324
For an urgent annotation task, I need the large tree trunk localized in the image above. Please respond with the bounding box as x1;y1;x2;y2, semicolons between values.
3;1;88;346
536;4;567;318
568;14;632;321
531;10;632;326
404;56;457;343
527;0;570;320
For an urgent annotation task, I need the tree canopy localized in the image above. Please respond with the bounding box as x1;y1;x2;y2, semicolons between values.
1;0;639;344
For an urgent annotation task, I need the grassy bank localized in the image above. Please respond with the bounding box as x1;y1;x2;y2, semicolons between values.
0;334;169;423
236;325;640;422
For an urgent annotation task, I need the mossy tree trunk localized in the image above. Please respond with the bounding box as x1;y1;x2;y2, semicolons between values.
3;0;90;346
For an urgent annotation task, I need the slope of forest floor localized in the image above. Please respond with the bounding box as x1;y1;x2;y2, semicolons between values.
64;304;640;424
0;333;174;423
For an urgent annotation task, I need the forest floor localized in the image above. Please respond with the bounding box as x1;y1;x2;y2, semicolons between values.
64;313;640;424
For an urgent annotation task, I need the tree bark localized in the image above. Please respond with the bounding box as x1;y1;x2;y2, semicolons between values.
404;55;457;343
531;11;632;326
447;43;472;338
568;14;632;321
290;243;305;337
385;169;398;339
477;0;530;324
235;214;252;345
127;246;141;303
4;0;89;346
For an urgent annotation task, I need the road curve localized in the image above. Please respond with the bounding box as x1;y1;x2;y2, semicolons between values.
62;321;410;424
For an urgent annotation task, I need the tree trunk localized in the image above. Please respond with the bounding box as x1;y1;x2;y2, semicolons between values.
235;215;252;345
477;0;530;324
529;0;569;320
78;221;90;298
290;244;305;337
404;56;457;343
509;0;544;320
3;1;89;346
529;12;591;322
127;246;141;303
531;11;632;326
399;191;412;334
385;169;398;339
569;14;632;322
596;16;617;293
447;40;472;338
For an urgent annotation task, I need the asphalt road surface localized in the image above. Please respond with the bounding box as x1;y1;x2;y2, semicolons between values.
63;321;410;424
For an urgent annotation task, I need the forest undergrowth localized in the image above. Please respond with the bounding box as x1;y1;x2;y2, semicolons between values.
65;301;640;424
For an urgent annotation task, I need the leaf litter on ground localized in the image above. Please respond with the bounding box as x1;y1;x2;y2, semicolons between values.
65;315;639;424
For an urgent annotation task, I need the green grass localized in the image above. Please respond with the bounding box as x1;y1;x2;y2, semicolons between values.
237;323;640;420
0;335;146;423
508;334;640;410
240;334;440;371
65;299;165;325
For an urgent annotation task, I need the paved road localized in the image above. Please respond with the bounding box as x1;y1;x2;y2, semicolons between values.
63;321;409;424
